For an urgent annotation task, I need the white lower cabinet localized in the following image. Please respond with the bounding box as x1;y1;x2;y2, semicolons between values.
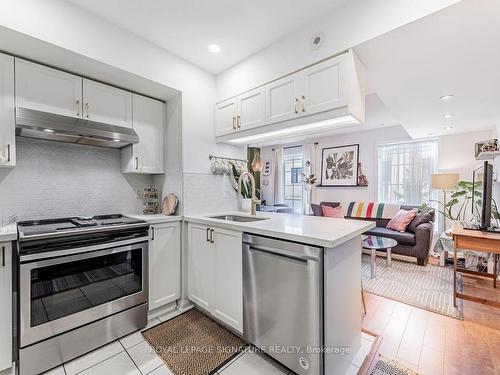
0;242;12;371
148;222;181;311
187;223;243;333
187;224;214;310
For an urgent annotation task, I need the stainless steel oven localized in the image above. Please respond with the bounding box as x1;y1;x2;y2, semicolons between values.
19;239;148;347
17;216;150;375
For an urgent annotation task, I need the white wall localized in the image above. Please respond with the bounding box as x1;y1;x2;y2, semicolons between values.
438;129;493;180
215;0;462;101
0;0;245;174
0;0;245;215
0;138;149;220
261;127;493;208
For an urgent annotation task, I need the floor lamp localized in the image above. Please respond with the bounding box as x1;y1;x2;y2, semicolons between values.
431;173;460;233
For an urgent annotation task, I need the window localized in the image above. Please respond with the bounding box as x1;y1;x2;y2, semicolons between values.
283;146;303;213
378;140;438;205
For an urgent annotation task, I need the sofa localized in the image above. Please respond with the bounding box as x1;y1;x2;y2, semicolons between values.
312;202;435;266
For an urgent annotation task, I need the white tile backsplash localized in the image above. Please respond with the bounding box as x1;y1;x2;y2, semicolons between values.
0;137;152;220
183;172;239;215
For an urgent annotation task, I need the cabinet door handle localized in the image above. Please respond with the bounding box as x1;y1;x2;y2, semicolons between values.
206;228;211;242
232;117;236;130
210;229;215;243
151;227;155;241
294;98;299;114
76;100;80;117
6;144;10;163
237;115;241;129
2;246;5;267
135;157;139;170
85;102;90;118
301;95;306;112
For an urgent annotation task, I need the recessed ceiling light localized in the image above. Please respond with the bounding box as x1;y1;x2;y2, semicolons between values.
113;139;121;142
208;44;221;53
439;94;454;101
443;113;454;119
443;126;454;130
43;128;54;133
427;132;436;136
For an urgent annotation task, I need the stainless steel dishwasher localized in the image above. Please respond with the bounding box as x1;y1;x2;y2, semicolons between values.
242;234;324;375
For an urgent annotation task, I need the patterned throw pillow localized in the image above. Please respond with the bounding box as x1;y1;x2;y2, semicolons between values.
321;205;345;218
386;209;417;232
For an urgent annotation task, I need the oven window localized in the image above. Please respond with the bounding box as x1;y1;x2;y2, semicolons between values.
30;248;142;327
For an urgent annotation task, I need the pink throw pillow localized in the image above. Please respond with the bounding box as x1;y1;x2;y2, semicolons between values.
321;205;344;218
386;209;417;232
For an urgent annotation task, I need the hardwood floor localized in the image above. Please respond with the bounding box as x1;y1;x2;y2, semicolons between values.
362;292;500;375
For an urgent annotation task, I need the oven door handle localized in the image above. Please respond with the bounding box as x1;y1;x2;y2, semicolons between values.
19;236;149;262
20;240;148;270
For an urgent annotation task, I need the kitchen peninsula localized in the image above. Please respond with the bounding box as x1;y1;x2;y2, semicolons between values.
184;211;375;375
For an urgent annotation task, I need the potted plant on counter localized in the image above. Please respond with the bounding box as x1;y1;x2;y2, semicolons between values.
230;162;259;213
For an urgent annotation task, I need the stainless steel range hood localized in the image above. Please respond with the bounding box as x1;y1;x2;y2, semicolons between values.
15;107;139;149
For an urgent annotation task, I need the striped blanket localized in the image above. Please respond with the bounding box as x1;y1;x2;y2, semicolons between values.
345;202;401;219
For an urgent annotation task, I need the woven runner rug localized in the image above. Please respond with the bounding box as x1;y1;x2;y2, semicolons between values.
362;254;464;319
143;309;246;375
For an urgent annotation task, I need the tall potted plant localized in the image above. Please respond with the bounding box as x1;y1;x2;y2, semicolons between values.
301;173;317;214
230;162;257;212
423;180;500;233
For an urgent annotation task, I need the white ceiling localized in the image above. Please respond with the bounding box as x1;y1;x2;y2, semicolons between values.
354;0;500;139
66;0;347;74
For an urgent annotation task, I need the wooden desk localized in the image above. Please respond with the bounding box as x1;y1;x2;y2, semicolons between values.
451;221;500;308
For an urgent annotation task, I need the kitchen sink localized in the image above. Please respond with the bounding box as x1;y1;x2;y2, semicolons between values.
209;215;268;222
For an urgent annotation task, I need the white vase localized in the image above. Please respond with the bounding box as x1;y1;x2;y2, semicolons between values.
240;198;252;213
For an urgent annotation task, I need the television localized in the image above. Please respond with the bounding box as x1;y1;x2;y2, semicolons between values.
472;161;493;230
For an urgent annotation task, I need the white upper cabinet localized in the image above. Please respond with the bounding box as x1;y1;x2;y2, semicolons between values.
265;74;301;124
215;88;266;137
215;97;238;136
122;94;164;174
215;49;365;143
301;57;345;116
0;53;15;168
83;79;132;128
15;58;82;118
149;222;181;311
237;87;266;131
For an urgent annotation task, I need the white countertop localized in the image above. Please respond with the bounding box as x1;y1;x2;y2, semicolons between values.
0;223;17;242
184;211;375;248
125;214;182;224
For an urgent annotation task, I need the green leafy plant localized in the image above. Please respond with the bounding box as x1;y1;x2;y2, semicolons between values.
300;173;317;186
422;180;500;226
229;162;258;199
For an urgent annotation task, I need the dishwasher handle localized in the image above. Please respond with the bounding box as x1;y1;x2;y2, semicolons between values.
245;243;321;263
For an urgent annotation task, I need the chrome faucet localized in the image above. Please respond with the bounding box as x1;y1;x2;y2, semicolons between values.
237;171;261;215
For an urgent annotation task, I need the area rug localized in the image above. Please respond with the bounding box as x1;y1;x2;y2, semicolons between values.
371;356;421;375
361;254;464;319
142;309;246;375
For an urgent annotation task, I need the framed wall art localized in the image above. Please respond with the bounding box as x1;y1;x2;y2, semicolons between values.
319;144;359;187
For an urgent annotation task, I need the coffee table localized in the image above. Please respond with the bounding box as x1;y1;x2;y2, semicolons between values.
362;235;398;279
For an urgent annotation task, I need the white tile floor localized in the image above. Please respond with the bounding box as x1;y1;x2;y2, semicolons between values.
42;310;375;375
